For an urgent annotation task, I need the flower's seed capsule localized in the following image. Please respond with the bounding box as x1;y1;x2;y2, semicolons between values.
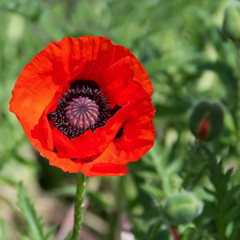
164;192;203;225
222;1;240;44
188;100;224;141
65;97;99;130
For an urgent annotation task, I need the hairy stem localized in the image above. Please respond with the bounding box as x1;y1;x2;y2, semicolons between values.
71;172;86;240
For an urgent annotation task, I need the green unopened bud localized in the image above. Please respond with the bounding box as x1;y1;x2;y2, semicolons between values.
188;100;224;141
222;1;240;44
164;192;203;225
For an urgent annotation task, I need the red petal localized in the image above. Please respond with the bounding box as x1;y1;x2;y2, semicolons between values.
51;104;130;159
88;89;155;171
9;36;155;176
60;36;153;95
59;36;114;77
198;117;209;139
83;163;129;177
9;41;67;132
110;43;154;96
102;56;134;106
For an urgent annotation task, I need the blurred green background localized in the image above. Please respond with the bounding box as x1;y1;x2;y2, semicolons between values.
1;0;240;239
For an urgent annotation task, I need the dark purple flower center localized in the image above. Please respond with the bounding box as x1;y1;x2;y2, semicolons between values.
47;80;120;140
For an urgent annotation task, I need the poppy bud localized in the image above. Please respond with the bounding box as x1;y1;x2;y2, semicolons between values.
188;100;224;141
164;192;203;225
222;1;240;44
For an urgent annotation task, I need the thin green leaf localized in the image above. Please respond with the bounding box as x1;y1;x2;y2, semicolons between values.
17;182;45;240
140;183;164;200
18;234;32;240
64;231;72;240
0;176;17;186
0;219;8;240
86;190;109;211
135;170;160;180
45;225;57;240
52;185;76;197
224;204;240;222
204;187;216;197
146;217;163;240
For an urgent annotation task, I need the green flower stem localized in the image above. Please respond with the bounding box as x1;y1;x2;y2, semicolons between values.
196;141;226;240
71;172;86;240
148;219;163;240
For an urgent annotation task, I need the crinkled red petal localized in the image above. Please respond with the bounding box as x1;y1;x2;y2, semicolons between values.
50;105;130;159
9;36;155;176
79;84;155;177
59;36;153;95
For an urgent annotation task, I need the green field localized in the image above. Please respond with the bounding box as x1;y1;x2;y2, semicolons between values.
1;0;240;239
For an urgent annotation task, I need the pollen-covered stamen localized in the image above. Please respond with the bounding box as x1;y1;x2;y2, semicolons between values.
65;96;99;130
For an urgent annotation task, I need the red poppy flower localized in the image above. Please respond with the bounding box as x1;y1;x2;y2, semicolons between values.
9;36;155;177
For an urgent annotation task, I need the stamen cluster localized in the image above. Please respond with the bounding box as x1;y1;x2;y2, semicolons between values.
48;80;112;139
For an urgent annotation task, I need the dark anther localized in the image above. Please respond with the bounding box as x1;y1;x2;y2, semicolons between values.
110;105;121;116
114;122;126;140
71;158;77;161
47;80;121;140
54;146;58;153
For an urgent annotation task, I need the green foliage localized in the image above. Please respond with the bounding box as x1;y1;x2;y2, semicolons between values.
17;182;55;240
0;219;8;240
201;143;240;240
1;0;240;239
64;232;72;240
222;1;240;44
